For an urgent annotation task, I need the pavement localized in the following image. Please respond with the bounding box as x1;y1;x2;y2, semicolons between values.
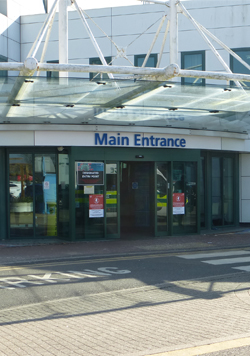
1;228;250;356
1;226;250;265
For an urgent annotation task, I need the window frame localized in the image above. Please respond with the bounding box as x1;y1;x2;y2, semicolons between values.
134;53;158;68
89;56;112;81
181;50;205;86
47;60;59;79
0;55;8;78
230;47;250;87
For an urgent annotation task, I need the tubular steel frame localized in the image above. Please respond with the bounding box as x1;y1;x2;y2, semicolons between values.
1;0;250;82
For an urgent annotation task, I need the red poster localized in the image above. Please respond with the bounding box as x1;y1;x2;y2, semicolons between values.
89;194;104;218
173;193;185;215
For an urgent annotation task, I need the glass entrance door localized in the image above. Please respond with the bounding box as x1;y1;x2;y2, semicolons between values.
75;161;105;239
9;153;57;238
106;162;119;238
9;154;34;237
173;161;197;234
120;161;154;237
156;162;169;236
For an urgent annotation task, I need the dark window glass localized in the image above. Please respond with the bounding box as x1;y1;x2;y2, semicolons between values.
9;154;34;237
47;60;59;78
89;57;112;80
212;156;234;227
181;51;205;85
0;55;8;78
58;154;69;238
200;156;205;228
230;48;250;87
134;53;158;68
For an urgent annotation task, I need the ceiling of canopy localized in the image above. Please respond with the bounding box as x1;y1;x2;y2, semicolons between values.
0;76;250;134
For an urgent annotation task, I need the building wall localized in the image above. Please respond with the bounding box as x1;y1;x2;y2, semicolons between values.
1;1;250;226
0;0;21;77
19;0;250;85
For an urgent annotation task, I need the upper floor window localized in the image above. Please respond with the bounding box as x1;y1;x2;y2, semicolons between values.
47;60;59;79
43;0;48;13
181;50;205;85
89;57;112;81
0;55;8;78
0;0;7;16
230;48;250;87
134;53;158;68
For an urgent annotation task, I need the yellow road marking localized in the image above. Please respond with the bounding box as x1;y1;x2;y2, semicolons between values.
149;336;250;355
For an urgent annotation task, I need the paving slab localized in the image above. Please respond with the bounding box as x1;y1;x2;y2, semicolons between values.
0;229;250;264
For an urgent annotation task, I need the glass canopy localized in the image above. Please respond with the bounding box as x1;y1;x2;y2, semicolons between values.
1;76;250;134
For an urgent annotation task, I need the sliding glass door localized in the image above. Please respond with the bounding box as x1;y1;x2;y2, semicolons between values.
9;152;57;238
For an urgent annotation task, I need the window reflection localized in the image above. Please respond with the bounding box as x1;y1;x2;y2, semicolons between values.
35;154;57;237
9;154;34;237
157;163;168;233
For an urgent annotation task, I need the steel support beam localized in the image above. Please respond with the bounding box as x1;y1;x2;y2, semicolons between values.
59;0;69;77
72;0;114;80
2;62;250;83
169;0;178;64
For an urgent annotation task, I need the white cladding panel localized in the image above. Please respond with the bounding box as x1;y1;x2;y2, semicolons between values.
7;18;20;44
7;38;20;62
0;131;34;145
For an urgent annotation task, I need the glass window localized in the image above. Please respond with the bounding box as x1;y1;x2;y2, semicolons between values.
223;157;234;225
0;1;7;17
0;55;8;78
134;53;158;68
211;156;234;227
181;51;205;85
200;156;206;228
230;48;250;87
47;60;59;79
212;157;222;226
58;154;69;238
89;57;112;81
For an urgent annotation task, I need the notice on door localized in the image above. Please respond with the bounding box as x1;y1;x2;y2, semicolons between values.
89;194;104;218
76;162;104;185
173;193;185;215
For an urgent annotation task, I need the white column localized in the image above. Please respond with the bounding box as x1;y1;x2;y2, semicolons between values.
169;0;178;64
59;0;68;77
